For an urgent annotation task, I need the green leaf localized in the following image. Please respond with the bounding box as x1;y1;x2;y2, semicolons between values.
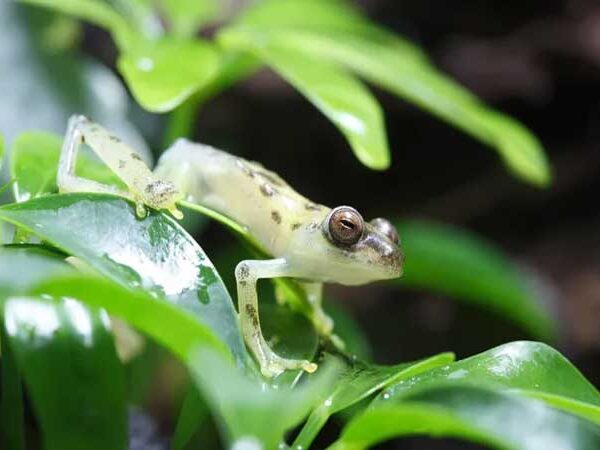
292;352;454;449
396;220;556;340
33;273;326;448
329;385;600;450
255;29;551;186
19;0;134;48
172;302;320;449
0;324;25;450
158;0;222;37
374;341;600;425
219;31;390;170
2;2;149;156
10;131;123;202
2;296;127;450
188;349;339;449
117;38;219;112
30;274;231;363
172;386;209;450
0;133;4;172
0;194;249;366
0;247;127;450
236;0;369;33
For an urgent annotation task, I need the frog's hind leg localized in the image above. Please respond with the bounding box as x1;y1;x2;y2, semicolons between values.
57;115;131;199
300;281;345;351
235;258;318;378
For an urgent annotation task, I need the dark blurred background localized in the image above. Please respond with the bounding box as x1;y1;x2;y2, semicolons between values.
5;0;600;448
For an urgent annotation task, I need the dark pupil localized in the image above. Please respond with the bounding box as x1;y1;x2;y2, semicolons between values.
340;218;355;229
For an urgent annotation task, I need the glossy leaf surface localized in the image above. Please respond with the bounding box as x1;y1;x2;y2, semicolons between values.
0;194;248;364
293;352;454;449
0;248;126;450
374;341;600;425
330;385;600;450
396;220;555;340
118;38;219;112
252;29;551;186
219;31;389;170
2;296;127;450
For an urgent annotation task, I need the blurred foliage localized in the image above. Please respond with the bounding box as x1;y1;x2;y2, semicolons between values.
21;0;550;184
1;1;598;450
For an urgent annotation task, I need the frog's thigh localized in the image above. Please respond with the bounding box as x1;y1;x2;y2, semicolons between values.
57;115;130;198
235;259;317;377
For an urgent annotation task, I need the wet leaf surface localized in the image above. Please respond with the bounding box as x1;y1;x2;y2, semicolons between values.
330;385;600;450
293;352;454;449
0;194;249;365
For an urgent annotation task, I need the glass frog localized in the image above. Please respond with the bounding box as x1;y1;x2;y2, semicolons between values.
57;115;404;378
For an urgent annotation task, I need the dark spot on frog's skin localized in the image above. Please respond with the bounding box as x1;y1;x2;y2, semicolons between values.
118;160;126;169
307;222;319;232
271;211;282;224
130;152;143;161
305;203;322;211
291;222;302;231
236;159;255;178
81;135;86;144
245;304;259;328
237;263;250;280
239;280;247;287
109;135;120;143
256;170;283;187
260;183;277;197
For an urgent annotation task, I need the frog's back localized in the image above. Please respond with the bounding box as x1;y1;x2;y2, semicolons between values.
155;140;327;252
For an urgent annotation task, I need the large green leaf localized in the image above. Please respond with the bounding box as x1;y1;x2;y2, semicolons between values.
172;302;320;449
117;38;220;112
396;220;556;340
30;274;332;449
0;194;249;365
2;296;127;450
292;352;454;449
187;349;338;450
238;28;551;186
218;31;389;170
0;247;126;450
329;385;600;450
374;341;600;425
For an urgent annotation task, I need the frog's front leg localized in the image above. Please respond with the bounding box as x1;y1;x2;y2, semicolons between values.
58;115;183;219
235;258;318;378
58;115;131;200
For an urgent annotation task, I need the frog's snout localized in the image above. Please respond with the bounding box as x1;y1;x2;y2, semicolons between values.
386;246;404;278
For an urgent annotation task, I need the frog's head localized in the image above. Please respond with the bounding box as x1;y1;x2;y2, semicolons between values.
289;206;403;285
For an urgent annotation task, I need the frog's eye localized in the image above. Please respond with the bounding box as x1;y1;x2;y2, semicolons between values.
370;218;400;245
327;206;364;246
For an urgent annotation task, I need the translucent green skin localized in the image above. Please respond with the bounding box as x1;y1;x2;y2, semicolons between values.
58;116;402;377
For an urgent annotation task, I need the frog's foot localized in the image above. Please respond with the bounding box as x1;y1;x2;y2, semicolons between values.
258;349;318;378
